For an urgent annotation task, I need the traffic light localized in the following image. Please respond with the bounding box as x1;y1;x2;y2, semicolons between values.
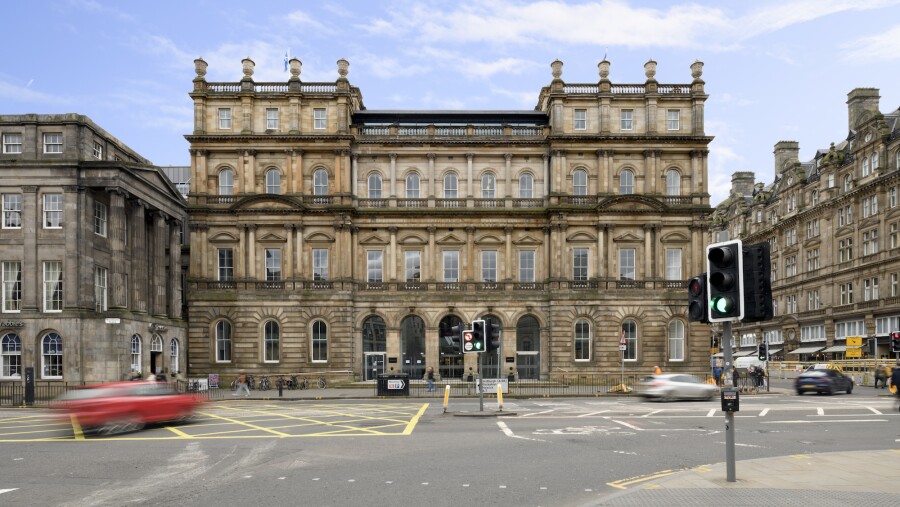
485;319;501;352
891;331;900;353
448;323;464;354
706;239;743;322
464;320;486;353
687;273;709;323
757;342;768;361
741;242;773;323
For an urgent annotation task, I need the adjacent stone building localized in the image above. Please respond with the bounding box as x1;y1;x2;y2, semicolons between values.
185;56;713;380
0;114;187;382
712;89;900;360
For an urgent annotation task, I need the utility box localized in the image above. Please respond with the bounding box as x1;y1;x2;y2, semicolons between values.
721;388;739;412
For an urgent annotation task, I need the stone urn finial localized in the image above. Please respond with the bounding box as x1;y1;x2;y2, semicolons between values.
194;58;208;78
644;59;657;80
337;58;349;78
598;59;610;80
551;59;563;79
289;58;302;79
241;57;255;79
691;60;704;80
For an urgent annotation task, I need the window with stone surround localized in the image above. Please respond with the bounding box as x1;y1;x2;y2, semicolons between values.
2;133;22;154
43;133;62;154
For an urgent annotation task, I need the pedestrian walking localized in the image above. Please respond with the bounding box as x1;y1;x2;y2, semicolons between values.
755;365;766;388
889;362;900;411
713;365;723;387
424;366;437;392
234;369;250;397
874;365;888;389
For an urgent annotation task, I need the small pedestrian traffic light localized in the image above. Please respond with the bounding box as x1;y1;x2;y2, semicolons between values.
757;343;768;361
891;331;900;353
687;273;709;323
707;240;744;322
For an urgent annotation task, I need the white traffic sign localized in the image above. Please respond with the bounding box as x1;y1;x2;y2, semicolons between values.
619;345;627;351
387;379;406;390
476;378;508;394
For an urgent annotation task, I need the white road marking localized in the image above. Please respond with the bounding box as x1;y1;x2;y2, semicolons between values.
522;409;556;417
817;407;825;415
641;410;663;418
499;485;507;489
610;419;644;431
759;408;769;417
578;411;609;417
497;421;546;441
867;406;883;415
0;489;18;495
716;442;765;448
762;419;887;424
706;409;716;417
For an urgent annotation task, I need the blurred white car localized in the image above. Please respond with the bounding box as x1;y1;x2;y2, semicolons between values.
640;374;718;401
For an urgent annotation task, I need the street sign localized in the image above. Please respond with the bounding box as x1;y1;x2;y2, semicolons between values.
845;348;862;358
619;345;627;351
387;379;406;390
846;336;862;347
476;378;508;394
105;318;120;324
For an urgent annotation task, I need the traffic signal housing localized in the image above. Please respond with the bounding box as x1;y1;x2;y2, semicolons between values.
464;320;486;353
757;343;768;361
448;323;464;353
891;331;900;353
706;239;744;322
687;273;709;323
485;319;501;352
741;242;774;323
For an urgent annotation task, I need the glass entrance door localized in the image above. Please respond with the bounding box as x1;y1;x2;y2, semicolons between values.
364;353;385;381
516;352;539;380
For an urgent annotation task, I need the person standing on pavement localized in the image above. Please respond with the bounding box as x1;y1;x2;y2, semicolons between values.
713;365;723;387
889;362;900;410
424;366;437;392
874;365;888;389
234;369;250;397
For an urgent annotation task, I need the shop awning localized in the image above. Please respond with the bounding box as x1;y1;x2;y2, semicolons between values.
767;348;783;355
733;349;756;357
822;345;848;353
787;346;824;355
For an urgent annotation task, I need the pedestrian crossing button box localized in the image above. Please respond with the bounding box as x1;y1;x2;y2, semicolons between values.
721;388;739;412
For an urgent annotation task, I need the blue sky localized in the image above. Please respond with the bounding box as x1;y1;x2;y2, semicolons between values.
4;0;900;205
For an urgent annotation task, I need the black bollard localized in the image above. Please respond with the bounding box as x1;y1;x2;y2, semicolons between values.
278;379;283;397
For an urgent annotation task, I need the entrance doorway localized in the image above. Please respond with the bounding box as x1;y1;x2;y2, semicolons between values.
517;352;539;380
364;353;385;381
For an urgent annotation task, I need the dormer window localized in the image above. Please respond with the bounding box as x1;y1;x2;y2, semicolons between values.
865;132;872;143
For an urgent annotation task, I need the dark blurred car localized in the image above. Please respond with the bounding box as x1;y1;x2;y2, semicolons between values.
794;369;854;395
640;374;718;401
55;382;202;435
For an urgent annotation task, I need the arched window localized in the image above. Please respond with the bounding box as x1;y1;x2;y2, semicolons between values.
400;315;426;378
438;315;463;379
130;334;141;373
218;167;234;196
666;169;681;195
1;333;21;378
519;173;533;198
482;173;495;198
368;173;382;199
443;173;458;198
620;169;634;195
843;174;852;192
621;320;637;361
574;319;590;361
668;320;685;361
811;190;819;206
215;321;232;362
863;157;870;177
264;320;280;362
406;174;420;198
312;320;328;362
362;316;387;352
265;168;280;194
573;169;587;196
169;339;180;374
151;335;163;352
314;169;329;195
42;333;63;379
872;152;879;170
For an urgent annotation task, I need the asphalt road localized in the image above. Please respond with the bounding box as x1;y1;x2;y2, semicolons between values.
0;388;897;507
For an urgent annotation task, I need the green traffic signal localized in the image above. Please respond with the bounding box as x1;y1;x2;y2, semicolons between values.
711;296;735;314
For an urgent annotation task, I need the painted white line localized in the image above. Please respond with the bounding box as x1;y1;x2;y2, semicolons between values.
867;406;883;415
497;421;546;442
715;442;764;448
521;409;556;417
817;407;825;416
706;409;716;417
761;419;888;424
0;489;18;495
759;408;769;417
610;419;644;431
641;410;663;418
578;411;609;417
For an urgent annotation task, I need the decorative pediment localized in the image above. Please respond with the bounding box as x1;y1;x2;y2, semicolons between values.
436;233;466;246
474;234;504;246
512;234;542;246
257;232;287;243
660;231;690;243
208;231;239;243
305;232;335;243
229;194;302;211
359;233;389;246
399;234;427;245
612;231;642;243
598;195;667;212
566;231;597;243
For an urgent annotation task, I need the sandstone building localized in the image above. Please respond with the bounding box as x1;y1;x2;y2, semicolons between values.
185;56;713;380
712;89;900;360
0;114;187;382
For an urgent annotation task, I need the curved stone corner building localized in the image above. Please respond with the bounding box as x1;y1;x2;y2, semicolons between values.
185;56;713;380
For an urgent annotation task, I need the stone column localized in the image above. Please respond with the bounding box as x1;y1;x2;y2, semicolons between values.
389;226;398;281
351;153;359;197
465;226;475;281
247;224;257;280
132;200;148;313
389;153;397;197
285;149;295;194
595;150;605;194
644;150;657;194
192;150;207;195
556;150;567;194
428;153;436;198
334;150;345;195
643;223;654;280
427;226;436;281
296;224;305;279
542;153;550;196
199;224;209;280
152;211;167;316
557;223;567;280
295;149;304;194
245;150;258;194
606;225;616;278
543;226;551;282
505;226;513;281
466;153;474;197
108;189;127;308
503;153;512;198
64;186;82;310
284;224;294;279
350;225;359;279
21;186;38;312
597;224;605;278
168;218;182;319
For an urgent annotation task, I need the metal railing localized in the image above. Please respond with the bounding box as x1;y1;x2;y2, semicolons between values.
0;380;226;407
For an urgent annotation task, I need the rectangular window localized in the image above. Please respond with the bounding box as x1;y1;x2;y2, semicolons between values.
839;238;853;262
92;141;103;159
367;251;383;283
519;251;535;282
2;133;22;154
807;289;820;310
94;266;107;312
863;229;879;256
835;320;865;340
265;248;281;281
574;109;586;130
785;256;797;277
217;248;234;281
2;261;22;313
619;248;636;280
43;133;62;154
218;108;232;130
443;251;459;282
572;248;588;281
43;194;62;228
266;108;279;130
93;201;107;237
314;108;326;129
482;250;497;282
840;282;854;305
665;248;682;280
620;109;633;131
574;320;590;361
667;109;680;130
313;249;329;281
891;187;898;208
892;222;899;249
43;261;63;312
806;219;819;239
405;251;421;282
894;273;899;297
2;194;22;229
800;324;825;343
806;249;820;272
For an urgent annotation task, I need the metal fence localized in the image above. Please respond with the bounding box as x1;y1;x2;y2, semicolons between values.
0;381;227;407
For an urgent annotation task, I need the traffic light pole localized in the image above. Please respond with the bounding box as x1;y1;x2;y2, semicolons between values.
478;351;484;412
723;320;736;482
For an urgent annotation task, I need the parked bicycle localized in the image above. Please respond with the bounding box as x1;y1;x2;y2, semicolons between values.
298;377;310;390
317;375;327;389
258;375;271;391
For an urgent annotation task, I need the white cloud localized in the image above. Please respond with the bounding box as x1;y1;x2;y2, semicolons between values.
840;24;900;62
0;80;72;105
489;86;540;108
418;47;537;79
285;10;328;31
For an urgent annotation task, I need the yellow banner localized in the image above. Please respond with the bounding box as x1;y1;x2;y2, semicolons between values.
846;336;862;347
845;348;862;358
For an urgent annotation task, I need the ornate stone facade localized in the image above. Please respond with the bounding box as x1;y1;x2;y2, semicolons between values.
186;57;713;380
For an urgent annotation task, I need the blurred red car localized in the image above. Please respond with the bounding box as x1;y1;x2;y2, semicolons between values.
55;382;203;435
